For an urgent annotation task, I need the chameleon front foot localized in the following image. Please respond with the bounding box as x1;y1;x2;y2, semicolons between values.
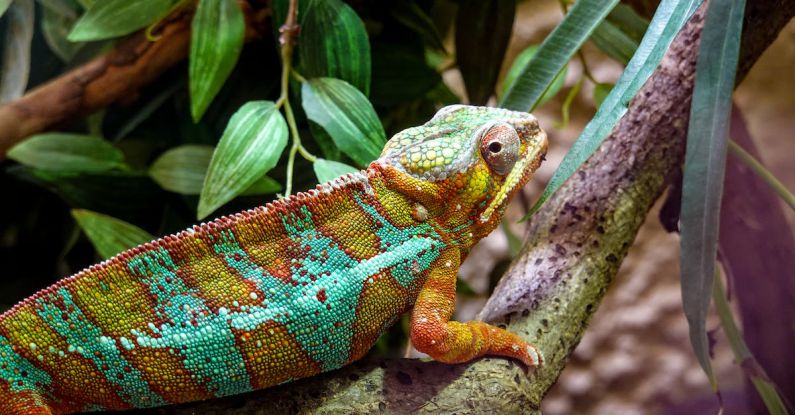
410;319;543;368
409;248;543;368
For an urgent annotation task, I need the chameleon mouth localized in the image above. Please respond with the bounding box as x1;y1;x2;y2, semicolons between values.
479;130;547;223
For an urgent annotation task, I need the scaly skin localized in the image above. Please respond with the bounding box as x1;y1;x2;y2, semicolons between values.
0;105;548;414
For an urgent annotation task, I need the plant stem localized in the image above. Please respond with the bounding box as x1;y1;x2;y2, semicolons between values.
728;139;795;211
276;0;316;196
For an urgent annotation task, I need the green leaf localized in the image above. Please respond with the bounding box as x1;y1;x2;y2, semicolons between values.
591;19;639;65
8;133;126;173
391;2;446;53
500;45;567;107
149;145;215;194
151;144;281;196
370;43;441;106
607;4;649;43
67;0;173;41
1;0;34;103
189;0;245;122
455;0;515;105
680;0;745;390
71;209;154;259
0;0;12;17
299;0;371;95
301;77;386;167
240;176;281;196
499;0;618;111
313;158;359;183
592;82;613;107
41;2;84;62
198;101;288;219
524;0;701;219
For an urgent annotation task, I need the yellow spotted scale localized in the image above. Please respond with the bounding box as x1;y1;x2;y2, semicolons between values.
0;105;548;414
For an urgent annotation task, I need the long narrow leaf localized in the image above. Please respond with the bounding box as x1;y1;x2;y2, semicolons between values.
680;0;745;389
523;0;702;219
455;0;515;104
499;0;618;111
189;0;245;122
198;101;288;219
72;209;154;259
1;0;34;103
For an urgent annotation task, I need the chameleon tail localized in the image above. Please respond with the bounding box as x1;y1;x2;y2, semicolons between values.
0;333;56;415
0;385;54;415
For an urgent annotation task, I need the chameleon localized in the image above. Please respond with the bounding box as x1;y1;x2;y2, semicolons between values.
0;105;548;414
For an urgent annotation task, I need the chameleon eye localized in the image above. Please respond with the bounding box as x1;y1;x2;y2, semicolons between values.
480;123;520;176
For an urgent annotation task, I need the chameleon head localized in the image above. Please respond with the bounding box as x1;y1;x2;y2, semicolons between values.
377;105;548;243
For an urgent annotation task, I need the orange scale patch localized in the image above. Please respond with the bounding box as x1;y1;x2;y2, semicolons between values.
0;308;129;411
120;347;211;404
316;199;381;261
348;271;410;363
233;321;321;390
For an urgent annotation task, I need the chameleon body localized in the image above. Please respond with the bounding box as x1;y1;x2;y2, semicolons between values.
0;105;547;414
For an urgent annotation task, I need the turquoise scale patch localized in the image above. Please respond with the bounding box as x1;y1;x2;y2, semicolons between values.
211;194;445;372
0;334;52;394
127;247;253;398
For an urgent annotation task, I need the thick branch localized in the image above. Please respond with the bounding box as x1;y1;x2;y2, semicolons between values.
123;1;793;413
0;3;267;159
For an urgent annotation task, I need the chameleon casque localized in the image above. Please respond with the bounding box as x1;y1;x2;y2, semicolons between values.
0;105;548;414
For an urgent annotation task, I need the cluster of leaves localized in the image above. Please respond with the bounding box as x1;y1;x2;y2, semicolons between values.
0;0;791;411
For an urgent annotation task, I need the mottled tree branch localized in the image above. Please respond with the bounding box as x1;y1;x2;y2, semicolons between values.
0;3;268;159
91;1;795;413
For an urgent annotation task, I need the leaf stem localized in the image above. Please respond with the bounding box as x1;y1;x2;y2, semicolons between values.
276;0;316;196
728;139;795;211
713;268;790;415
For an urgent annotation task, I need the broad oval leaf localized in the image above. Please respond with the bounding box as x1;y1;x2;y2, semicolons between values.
8;133;126;173
149;144;214;194
300;0;371;95
150;144;282;196
680;0;745;390
189;0;245;122
500;45;567;108
198;101;288;219
71;209;154;259
499;0;619;111
301;77;385;167
523;0;701;219
67;0;173;41
1;0;34;103
455;0;515;105
313;158;359;183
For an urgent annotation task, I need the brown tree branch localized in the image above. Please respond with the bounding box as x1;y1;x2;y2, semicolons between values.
122;2;795;414
0;3;268;159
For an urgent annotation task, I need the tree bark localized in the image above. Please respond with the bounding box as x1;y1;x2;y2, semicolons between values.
116;1;795;414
